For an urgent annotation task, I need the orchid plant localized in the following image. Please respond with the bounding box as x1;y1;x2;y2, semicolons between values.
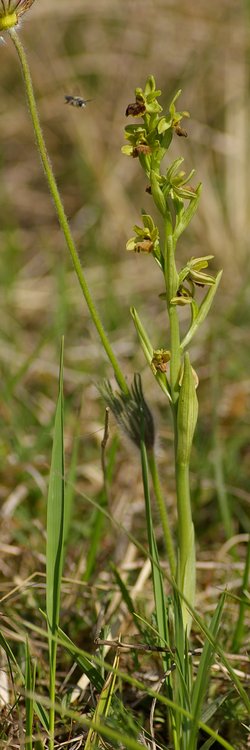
1;2;226;743
113;76;222;630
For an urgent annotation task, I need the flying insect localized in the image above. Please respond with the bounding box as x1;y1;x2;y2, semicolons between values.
65;95;92;108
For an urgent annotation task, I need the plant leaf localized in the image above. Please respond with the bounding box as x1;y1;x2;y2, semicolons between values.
181;270;223;350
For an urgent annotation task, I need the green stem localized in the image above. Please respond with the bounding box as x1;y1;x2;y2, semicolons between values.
49;648;56;750
148;450;176;577
175;459;193;585
9;28;128;396
164;220;181;403
169;305;181;403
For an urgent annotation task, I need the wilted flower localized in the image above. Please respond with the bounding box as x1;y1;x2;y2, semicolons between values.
0;0;35;31
151;349;171;374
100;374;155;451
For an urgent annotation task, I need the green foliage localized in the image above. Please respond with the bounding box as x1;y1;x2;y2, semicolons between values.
46;339;65;748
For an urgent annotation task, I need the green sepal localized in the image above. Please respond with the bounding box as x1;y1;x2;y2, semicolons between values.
178;255;214;285
150;169;166;215
121;145;134;156
157;117;172;134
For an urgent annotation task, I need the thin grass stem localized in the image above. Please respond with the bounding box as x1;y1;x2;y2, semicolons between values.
232;535;250;651
140;437;169;650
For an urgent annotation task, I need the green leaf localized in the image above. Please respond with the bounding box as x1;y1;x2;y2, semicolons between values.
58;628;104;693
199;738;216;750
64;427;79;550
46;337;65;747
140;437;169;669
111;564;141;630
0;631;24;682
25;639;35;750
46;339;65;640
177;353;198;466
0;631;49;732
189;593;226;750
182;522;196;634
201;692;231;725
84;649;120;750
174;184;202;241
130;306;172;400
34;703;50;733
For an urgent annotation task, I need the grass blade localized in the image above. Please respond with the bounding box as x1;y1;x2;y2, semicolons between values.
189;593;226;750
58;628;104;693
140;437;169;653
63;427;79;550
25;638;35;750
46;338;65;749
232;535;250;650
84;648;120;750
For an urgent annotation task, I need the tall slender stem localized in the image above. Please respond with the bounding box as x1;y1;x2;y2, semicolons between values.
148;449;176;577
164;221;181;403
9;28;128;396
175;460;192;583
163;214;195;629
168;306;181;404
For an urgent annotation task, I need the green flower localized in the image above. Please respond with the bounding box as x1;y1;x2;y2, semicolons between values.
162;158;197;201
178;255;216;287
0;0;35;30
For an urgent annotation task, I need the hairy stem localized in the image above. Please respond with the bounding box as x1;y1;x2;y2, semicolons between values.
9;28;128;395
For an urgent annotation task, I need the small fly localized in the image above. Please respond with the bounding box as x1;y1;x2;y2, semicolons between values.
64;95;92;108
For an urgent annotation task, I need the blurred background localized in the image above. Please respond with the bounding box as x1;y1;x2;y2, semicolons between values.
0;0;249;560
